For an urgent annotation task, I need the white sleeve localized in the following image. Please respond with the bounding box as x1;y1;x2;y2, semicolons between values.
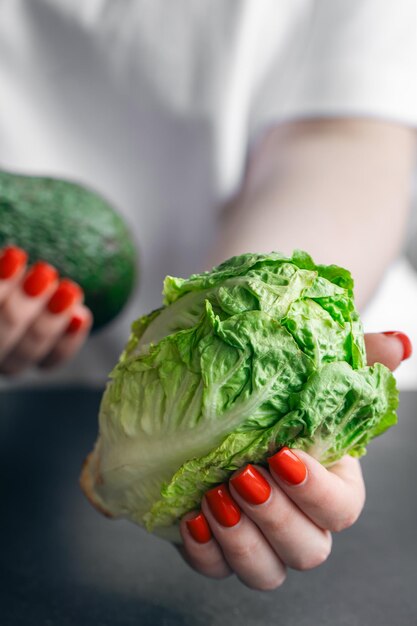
252;0;417;132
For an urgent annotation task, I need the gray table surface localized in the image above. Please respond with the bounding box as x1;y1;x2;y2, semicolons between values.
1;388;416;626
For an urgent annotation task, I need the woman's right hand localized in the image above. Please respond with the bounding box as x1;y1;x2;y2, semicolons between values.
0;246;93;376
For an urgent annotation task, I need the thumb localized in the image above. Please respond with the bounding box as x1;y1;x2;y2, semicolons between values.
364;332;412;371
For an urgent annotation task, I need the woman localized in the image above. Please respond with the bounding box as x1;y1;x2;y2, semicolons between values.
0;0;415;589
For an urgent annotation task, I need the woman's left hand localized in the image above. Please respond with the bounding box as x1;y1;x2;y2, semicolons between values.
178;330;411;590
0;246;93;375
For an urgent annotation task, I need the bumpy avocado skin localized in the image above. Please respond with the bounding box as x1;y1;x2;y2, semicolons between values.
0;171;137;330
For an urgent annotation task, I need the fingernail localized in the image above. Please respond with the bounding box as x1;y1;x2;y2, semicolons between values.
186;512;212;543
48;279;83;314
268;447;307;485
22;261;58;297
205;483;241;527
65;314;86;334
382;331;413;361
0;246;28;279
230;464;271;505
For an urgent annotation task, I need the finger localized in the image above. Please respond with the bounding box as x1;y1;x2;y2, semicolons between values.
229;464;332;571
0;261;59;361
364;331;412;371
39;305;92;369
201;485;287;591
267;448;365;533
0;279;83;375
179;511;232;580
0;246;28;305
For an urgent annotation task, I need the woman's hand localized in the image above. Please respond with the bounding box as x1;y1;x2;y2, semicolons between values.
179;331;412;590
0;245;93;375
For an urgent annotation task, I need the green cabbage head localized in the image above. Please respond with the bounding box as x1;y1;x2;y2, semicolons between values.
81;251;398;541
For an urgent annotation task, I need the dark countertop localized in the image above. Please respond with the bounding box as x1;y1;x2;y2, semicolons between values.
1;388;416;626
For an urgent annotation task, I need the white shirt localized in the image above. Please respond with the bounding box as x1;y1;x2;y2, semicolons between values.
0;0;416;386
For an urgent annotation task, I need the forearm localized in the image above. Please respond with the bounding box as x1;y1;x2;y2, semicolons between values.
208;119;416;310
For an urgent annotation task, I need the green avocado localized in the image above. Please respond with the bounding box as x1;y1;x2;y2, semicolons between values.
0;170;138;330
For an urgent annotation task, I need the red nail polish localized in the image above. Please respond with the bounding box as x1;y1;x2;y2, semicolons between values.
205;484;241;527
48;279;83;314
22;261;58;297
65;314;85;334
382;331;413;361
186;512;212;543
0;246;28;279
230;464;271;505
268;447;307;485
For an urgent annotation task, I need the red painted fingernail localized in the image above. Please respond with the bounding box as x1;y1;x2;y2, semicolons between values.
186;512;212;543
0;246;28;279
205;483;241;527
48;279;83;314
382;331;413;361
268;447;307;485
230;464;271;505
65;314;85;334
22;261;58;297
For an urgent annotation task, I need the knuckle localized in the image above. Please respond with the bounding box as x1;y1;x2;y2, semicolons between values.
206;566;232;580
267;570;287;590
206;550;225;567
291;539;332;571
225;536;262;561
261;508;294;537
181;541;229;577
329;508;361;533
248;570;287;592
197;555;232;580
